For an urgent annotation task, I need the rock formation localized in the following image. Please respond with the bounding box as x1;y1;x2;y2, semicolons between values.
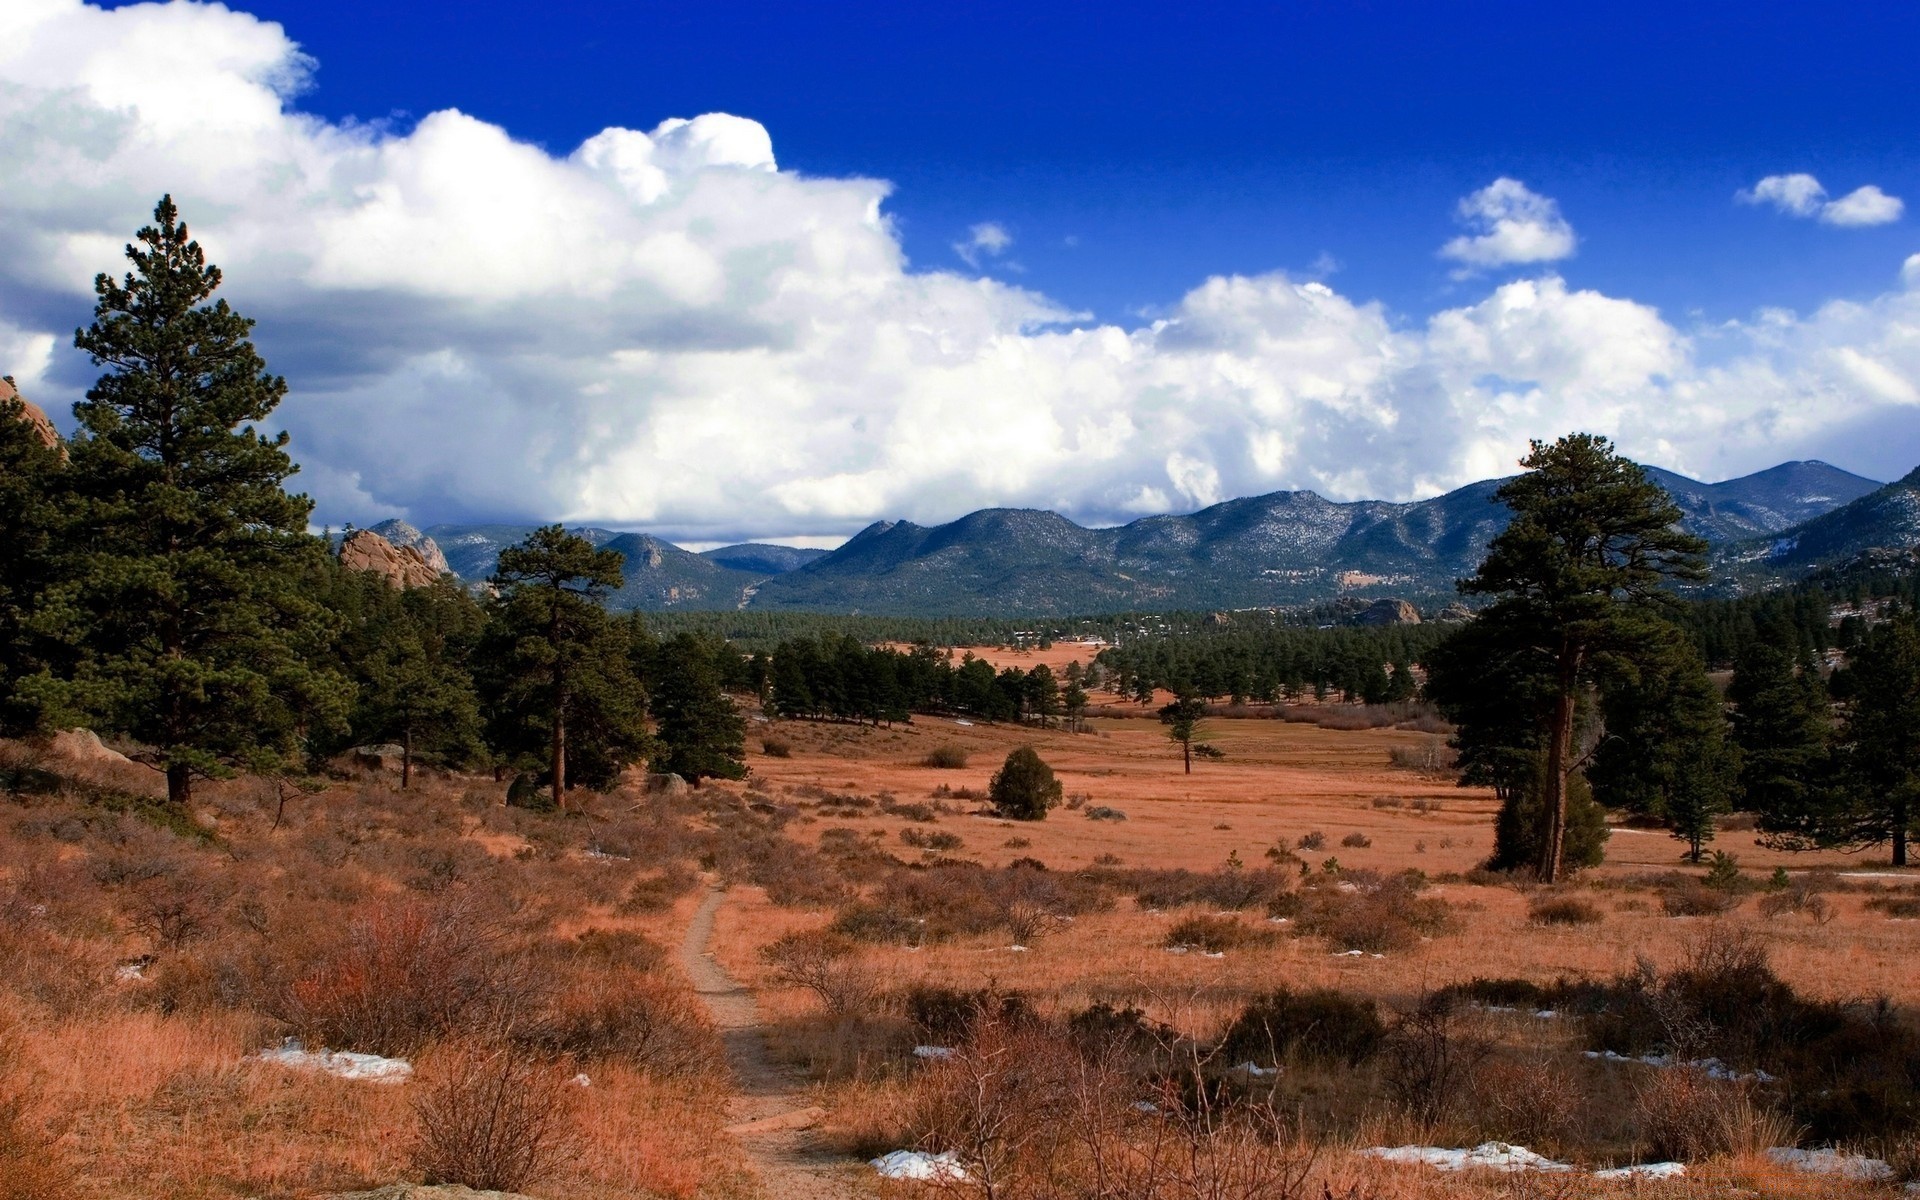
1349;597;1422;626
339;528;443;588
1;376;58;448
367;518;451;576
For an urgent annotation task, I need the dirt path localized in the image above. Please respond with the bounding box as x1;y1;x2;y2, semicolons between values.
680;885;866;1200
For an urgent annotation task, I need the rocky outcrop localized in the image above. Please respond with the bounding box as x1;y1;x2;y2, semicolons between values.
1;377;57;448
1349;597;1422;626
367;518;451;576
1435;602;1475;622
47;728;134;766
339;528;443;588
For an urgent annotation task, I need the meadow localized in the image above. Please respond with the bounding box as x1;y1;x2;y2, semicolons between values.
0;661;1915;1200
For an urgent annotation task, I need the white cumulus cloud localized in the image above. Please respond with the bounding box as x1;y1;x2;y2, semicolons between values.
1438;178;1576;272
1738;174;1904;227
0;0;1917;543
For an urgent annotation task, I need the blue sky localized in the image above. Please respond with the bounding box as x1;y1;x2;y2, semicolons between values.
3;0;1917;541
214;0;1920;324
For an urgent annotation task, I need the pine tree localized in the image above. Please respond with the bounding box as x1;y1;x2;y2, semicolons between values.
652;633;747;782
1453;434;1705;881
354;582;485;788
479;526;649;809
989;746;1062;820
1590;638;1737;861
1159;692;1205;773
64;197;343;804
1732;639;1832;846
1820;617;1920;865
1061;678;1089;733
0;384;71;735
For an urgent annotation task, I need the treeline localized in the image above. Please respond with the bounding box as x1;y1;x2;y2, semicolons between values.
1093;625;1443;705
759;636;1093;727
0;199;748;809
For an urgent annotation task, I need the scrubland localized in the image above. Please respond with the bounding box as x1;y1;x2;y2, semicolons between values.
1;691;1916;1199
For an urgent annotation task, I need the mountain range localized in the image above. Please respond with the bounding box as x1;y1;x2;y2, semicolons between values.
369;458;1920;615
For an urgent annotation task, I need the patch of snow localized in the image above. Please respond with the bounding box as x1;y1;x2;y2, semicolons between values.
1008;945;1029;952
1764;1148;1893;1181
1166;946;1190;955
256;1039;412;1084
872;1150;969;1182
1202;951;1226;959
912;1045;955;1060
1132;1101;1160;1114
571;1073;592;1087
1228;1062;1278;1077
1583;1050;1775;1082
1335;949;1364;957
1533;1010;1559;1019
114;961;149;982
953;719;975;727
1594;1162;1686;1180
1267;916;1291;924
1364;1142;1571;1173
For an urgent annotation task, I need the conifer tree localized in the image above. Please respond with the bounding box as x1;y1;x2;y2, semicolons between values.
1590;638;1738;861
1451;434;1705;881
1159;692;1205;773
1808;617;1920;865
480;526;648;809
0;385;71;735
1732;639;1832;845
989;746;1062;820
651;633;747;782
355;582;485;788
1061;678;1090;733
64;197;343;805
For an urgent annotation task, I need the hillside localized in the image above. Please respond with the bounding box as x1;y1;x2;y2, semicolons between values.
1717;465;1920;581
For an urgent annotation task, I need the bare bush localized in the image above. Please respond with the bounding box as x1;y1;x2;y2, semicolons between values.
761;930;878;1015
1163;915;1274;953
760;737;792;758
276;900;531;1055
1632;1069;1797;1162
1660;884;1740;917
410;1039;582;1192
517;969;722;1077
1387;737;1455;776
1383;994;1492;1131
923;746;970;769
1339;832;1371;849
1527;895;1604;926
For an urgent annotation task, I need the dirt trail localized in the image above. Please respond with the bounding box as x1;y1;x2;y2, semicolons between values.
680;885;865;1200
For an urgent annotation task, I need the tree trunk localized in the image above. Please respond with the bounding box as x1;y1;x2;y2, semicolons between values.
1539;645;1583;883
1895;814;1908;868
401;725;413;791
1183;739;1191;774
551;710;566;813
167;761;192;808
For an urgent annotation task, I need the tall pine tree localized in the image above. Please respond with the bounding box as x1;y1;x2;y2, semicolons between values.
65;197;343;805
1732;638;1832;847
1590;638;1738;862
651;633;747;782
1817;617;1920;866
0;384;71;735
1446;433;1705;881
479;526;649;809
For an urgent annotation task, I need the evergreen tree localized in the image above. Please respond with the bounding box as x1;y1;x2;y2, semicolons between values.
1589;638;1737;861
1024;663;1061;726
479;526;649;809
1159;692;1205;774
354;582;485;788
1731;639;1832;845
1061;678;1090;733
1815;617;1920;865
63;197;344;805
0;385;71;735
652;633;747;782
1453;433;1706;881
989;746;1062;820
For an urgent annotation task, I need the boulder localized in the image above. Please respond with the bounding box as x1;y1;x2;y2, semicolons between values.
349;743;407;769
0;377;58;449
645;772;691;796
339;528;442;588
47;728;133;766
1435;603;1475;623
1349;598;1422;626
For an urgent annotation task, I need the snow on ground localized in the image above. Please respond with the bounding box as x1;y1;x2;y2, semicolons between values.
256;1039;413;1083
1583;1049;1776;1082
872;1150;969;1182
1594;1162;1687;1180
1764;1148;1894;1181
912;1045;955;1060
1368;1145;1689;1181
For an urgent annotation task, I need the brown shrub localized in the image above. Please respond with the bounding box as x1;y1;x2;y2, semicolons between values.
1163;915;1274;953
1467;1056;1589;1152
922;746;969;769
275;900;532;1055
1296;874;1452;953
1340;831;1371;849
1661;884;1741;917
518;969;722;1077
1632;1070;1797;1162
760;737;792;758
1527;895;1604;926
760;930;878;1015
410;1039;582;1192
1383;995;1492;1131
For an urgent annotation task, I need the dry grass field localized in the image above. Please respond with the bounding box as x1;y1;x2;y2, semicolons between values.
0;672;1915;1199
